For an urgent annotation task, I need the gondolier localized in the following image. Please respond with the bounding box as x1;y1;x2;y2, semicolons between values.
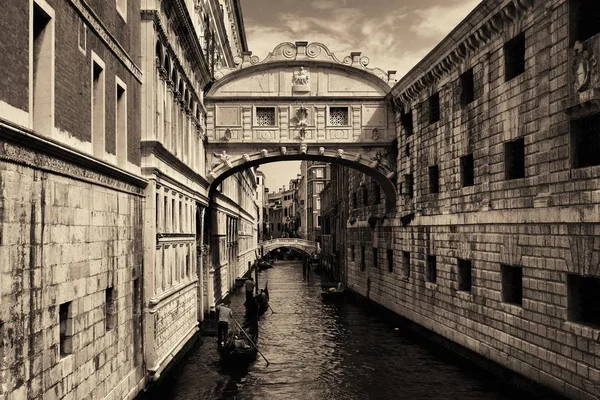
244;277;255;305
216;300;233;348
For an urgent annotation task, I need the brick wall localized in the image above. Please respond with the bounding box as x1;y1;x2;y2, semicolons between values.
0;1;29;112
345;1;600;399
0;150;145;400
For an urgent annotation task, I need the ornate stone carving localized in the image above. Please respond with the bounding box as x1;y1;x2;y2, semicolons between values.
211;150;232;169
572;41;598;93
337;149;344;158
243;154;250;162
293;67;310;86
280;146;287;155
223;128;232;141
373;150;391;170
319;147;325;156
371;128;380;140
354;154;362;162
299;144;307;154
260;149;268;158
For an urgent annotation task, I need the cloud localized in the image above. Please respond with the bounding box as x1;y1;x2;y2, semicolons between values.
410;0;481;39
311;0;346;10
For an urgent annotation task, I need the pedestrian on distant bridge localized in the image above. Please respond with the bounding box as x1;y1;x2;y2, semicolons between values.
244;277;255;305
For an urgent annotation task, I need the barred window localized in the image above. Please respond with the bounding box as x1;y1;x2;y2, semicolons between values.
329;107;348;126
256;107;276;126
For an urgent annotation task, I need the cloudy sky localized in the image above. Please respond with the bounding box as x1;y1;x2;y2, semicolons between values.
241;0;481;191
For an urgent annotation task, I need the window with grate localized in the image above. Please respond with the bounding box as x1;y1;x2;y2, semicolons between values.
429;93;440;124
457;259;472;292
429;165;440;194
504;33;526;82
460;68;475;105
256;107;276;126
501;264;523;305
329;107;349;126
567;274;600;327
426;256;437;283
571;114;600;168
402;251;410;277
460;153;474;187
572;0;600;43
504;137;525;180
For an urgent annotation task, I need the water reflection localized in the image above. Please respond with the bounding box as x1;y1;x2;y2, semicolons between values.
146;261;546;400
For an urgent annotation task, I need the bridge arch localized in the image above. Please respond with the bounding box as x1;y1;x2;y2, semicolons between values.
260;239;318;256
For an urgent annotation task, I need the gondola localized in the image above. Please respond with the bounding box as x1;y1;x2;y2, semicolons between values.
245;282;270;317
256;259;273;271
321;283;345;301
218;322;259;365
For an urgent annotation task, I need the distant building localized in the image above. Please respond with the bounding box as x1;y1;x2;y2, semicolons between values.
300;161;330;243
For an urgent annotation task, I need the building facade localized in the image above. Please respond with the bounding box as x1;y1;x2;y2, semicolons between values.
0;1;146;399
300;161;330;243
344;1;600;399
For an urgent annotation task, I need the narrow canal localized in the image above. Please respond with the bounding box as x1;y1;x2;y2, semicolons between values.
145;260;548;400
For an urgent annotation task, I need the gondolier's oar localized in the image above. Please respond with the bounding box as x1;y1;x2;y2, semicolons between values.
268;303;275;314
231;315;270;366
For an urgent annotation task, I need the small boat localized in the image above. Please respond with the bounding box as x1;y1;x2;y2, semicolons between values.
245;282;270;317
321;283;345;301
218;324;259;365
256;259;273;271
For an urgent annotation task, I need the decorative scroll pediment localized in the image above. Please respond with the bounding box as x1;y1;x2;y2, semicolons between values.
214;41;391;83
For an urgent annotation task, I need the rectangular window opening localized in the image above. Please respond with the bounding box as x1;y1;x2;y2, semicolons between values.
571;114;600;168
116;82;127;167
401;108;413;136
59;302;73;358
429;92;440;124
460;153;474;187
429;165;440;194
329;107;349;126
78;18;87;53
460;69;475;105
105;287;116;330
504;33;526;81
32;2;54;136
256;107;276;126
92;58;105;157
373;247;378;270
573;0;600;42
352;192;357;208
504;137;525;180
133;278;141;316
567;274;600;327
426;255;437;283
374;183;381;205
171;199;175;232
351;244;355;261
404;174;414;199
501;264;523;305
387;248;393;273
402;251;410;278
457;259;472;292
362;186;368;206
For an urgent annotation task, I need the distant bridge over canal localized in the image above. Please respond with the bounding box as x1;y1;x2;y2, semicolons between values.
260;238;318;255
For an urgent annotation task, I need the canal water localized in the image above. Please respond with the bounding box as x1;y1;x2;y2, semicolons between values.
146;260;546;400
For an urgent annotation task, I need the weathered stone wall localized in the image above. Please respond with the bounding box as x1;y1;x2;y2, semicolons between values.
0;141;145;400
346;0;600;399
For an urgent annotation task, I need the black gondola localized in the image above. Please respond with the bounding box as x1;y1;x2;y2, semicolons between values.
256;259;273;271
245;282;270;317
321;283;345;301
218;322;259;365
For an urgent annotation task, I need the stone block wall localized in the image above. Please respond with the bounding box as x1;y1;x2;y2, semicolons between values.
346;1;600;399
0;140;145;400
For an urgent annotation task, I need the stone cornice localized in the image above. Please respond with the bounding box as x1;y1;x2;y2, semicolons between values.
0;118;147;193
141;140;210;188
388;0;535;108
68;0;142;82
232;0;248;52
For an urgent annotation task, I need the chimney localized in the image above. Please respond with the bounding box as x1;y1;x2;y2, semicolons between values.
388;70;396;82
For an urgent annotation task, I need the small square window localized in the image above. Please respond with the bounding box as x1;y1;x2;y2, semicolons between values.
457;259;472;292
567;274;600;327
460;69;475;105
402;251;410;277
501;264;523;305
387;248;394;273
504;137;525;180
329;107;348;126
429;165;440;194
460;153;474;187
426;255;437;283
401;108;413;136
256;107;276;126
429;93;440;124
59;302;73;358
571;114;600;168
504;33;526;81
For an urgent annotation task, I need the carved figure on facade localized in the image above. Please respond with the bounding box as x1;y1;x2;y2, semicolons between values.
337;149;344;158
296;106;308;139
371;128;380;140
280;146;287;155
572;40;598;93
299;144;307;154
293;67;310;86
223;128;232;141
260;149;268;158
319;147;325;156
211;150;232;169
243;154;251;162
373;150;391;170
